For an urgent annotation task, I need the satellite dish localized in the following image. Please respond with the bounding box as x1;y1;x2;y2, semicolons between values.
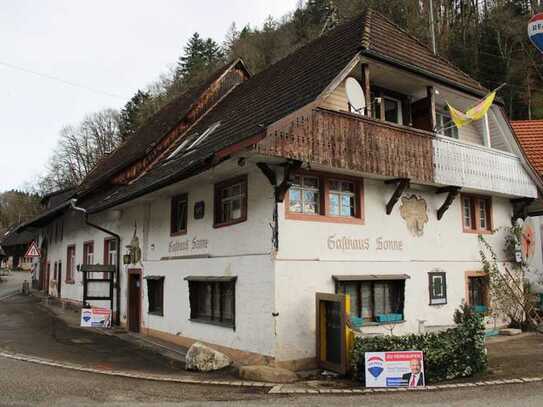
521;217;536;265
345;77;366;113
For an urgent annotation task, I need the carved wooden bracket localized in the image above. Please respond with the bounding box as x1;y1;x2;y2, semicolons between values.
257;160;302;203
436;186;461;221
276;160;303;203
511;198;535;222
385;178;410;215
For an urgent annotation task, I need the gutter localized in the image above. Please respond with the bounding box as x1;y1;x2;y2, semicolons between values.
70;199;121;326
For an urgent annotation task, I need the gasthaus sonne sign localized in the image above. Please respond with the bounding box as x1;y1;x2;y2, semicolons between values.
365;351;425;388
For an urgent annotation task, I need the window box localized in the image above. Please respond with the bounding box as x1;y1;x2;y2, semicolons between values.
375;313;403;323
213;175;247;228
286;171;364;224
461;194;492;234
170;193;188;236
185;276;236;329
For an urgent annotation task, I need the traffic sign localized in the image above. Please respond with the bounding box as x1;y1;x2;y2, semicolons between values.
24;241;41;258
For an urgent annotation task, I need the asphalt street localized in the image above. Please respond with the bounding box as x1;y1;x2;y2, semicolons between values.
0;271;29;299
1;356;543;406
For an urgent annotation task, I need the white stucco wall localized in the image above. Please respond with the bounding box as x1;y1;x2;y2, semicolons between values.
273;178;513;362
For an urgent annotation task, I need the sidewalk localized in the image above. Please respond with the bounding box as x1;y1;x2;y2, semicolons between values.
0;294;240;381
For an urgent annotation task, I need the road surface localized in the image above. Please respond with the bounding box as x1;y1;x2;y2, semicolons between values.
1;356;542;406
0;271;29;299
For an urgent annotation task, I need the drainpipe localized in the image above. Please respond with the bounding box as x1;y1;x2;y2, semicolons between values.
70;199;121;326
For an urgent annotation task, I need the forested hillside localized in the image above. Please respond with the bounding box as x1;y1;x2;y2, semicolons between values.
36;0;543;193
0;191;42;235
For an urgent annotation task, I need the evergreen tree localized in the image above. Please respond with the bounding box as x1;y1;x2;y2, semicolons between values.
119;89;150;139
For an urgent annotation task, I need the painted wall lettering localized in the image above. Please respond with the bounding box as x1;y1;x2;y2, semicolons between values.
327;235;404;252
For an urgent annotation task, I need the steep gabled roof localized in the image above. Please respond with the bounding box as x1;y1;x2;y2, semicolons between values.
81;59;250;190
22;10;493;219
81;10;491;213
511;120;543;175
363;9;487;96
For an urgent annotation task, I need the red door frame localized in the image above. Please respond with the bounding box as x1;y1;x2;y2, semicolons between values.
127;268;142;333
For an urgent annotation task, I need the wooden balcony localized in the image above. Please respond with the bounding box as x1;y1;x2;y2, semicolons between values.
256;108;434;183
433;135;537;198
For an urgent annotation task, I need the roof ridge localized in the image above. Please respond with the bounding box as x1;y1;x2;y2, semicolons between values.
368;8;486;91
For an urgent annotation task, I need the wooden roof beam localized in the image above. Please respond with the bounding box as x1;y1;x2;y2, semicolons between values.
436;186;461;221
385;178;410;215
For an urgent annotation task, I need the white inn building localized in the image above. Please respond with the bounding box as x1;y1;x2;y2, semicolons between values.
15;10;543;371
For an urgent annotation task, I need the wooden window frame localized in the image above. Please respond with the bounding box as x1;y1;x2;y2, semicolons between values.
103;238;118;279
187;279;236;329
146;277;165;316
66;245;76;284
213;174;248;228
335;279;405;322
428;271;447;305
286;170;364;224
465;271;490;309
83;241;94;265
170;193;188;236
461;194;492;234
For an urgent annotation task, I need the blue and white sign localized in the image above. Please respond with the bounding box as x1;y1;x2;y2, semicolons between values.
528;13;543;54
80;307;112;328
365;351;425;388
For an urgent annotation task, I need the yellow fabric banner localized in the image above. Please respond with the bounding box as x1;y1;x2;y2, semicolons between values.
446;91;496;129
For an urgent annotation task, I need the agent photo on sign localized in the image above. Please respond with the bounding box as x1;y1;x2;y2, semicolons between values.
402;358;425;387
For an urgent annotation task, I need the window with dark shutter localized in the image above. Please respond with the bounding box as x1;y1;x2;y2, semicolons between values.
186;276;236;328
429;271;447;305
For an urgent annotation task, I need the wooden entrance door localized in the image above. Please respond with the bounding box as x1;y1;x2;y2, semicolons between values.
57;265;62;298
316;293;347;374
128;271;141;333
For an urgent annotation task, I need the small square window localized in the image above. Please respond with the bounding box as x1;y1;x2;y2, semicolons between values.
187;279;235;328
462;195;491;233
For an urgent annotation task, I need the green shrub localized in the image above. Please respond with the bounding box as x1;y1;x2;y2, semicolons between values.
351;304;487;384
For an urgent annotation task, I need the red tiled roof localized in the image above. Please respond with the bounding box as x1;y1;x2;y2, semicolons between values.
511;120;543;174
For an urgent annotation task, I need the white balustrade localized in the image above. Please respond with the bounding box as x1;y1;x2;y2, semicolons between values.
433;136;537;198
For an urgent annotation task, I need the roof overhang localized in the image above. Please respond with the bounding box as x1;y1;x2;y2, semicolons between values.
15;201;71;232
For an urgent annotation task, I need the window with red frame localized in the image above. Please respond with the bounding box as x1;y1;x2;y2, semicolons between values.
287;172;363;223
462;195;492;233
83;241;94;265
66;245;75;283
103;238;117;279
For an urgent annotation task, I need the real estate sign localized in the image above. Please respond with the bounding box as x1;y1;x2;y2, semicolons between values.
80;307;112;328
365;351;425;388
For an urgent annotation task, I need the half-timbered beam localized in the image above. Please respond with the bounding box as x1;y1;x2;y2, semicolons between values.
385;178;410;215
436;186;461;221
511;198;535;222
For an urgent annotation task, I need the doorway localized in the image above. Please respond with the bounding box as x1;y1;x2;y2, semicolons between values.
316;293;348;374
128;270;142;333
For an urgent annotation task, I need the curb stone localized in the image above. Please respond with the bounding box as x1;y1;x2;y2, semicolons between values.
1;350;542;394
0;351;275;388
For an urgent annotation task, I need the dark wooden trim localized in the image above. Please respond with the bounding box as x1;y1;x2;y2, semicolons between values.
436;186;461;221
213;174;248;228
315;292;347;374
276;161;302;203
385;178;410;215
361;63;371;116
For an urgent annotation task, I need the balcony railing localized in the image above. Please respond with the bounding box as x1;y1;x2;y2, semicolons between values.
256;108;434;183
433;135;537;198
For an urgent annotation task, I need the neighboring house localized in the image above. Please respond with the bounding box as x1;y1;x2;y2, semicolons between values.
16;10;543;370
511;120;543;292
0;226;36;271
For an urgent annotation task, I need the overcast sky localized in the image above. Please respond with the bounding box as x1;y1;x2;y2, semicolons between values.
0;0;297;192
